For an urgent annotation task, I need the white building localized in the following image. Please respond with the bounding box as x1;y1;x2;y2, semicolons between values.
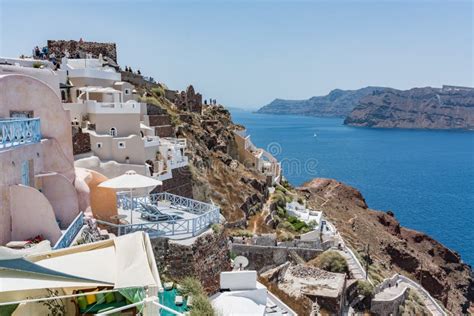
211;271;297;316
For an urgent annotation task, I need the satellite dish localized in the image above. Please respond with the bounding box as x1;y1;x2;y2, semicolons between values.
233;256;249;270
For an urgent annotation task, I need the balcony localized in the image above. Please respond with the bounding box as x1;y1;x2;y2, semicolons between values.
0;118;41;150
96;192;220;239
85;100;141;114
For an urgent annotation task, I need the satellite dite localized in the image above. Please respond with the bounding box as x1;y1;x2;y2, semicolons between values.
232;256;249;271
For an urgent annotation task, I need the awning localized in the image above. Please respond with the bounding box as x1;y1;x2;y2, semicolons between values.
0;232;159;302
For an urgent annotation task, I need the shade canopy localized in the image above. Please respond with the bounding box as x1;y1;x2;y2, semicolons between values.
0;232;160;302
98;170;162;190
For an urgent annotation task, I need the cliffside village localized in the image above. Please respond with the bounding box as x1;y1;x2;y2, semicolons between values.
0;40;448;316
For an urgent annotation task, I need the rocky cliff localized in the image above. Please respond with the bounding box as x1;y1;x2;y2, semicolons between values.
138;84;473;313
257;87;385;117
139;88;269;226
344;86;474;130
298;178;473;314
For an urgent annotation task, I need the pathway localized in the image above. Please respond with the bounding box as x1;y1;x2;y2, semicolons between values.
374;275;447;316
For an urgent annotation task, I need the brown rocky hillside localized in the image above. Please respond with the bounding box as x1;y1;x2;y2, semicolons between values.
298;178;473;315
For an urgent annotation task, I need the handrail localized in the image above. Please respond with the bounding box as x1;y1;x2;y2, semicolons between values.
53;212;84;249
398;275;447;315
101;193;220;237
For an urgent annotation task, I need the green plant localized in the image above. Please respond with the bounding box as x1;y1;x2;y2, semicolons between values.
311;250;349;274
151;86;165;97
179;277;215;316
189;294;215;316
211;223;222;235
32;62;43;69
230;229;253;238
356;280;374;297
280;179;294;190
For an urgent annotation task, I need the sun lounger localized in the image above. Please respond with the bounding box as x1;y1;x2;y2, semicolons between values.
187;295;193;307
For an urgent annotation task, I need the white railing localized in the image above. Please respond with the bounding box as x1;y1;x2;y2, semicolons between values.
0;118;42;149
53;212;84;249
85;100;140;114
98;192;220;237
161;137;187;148
397;275;447;316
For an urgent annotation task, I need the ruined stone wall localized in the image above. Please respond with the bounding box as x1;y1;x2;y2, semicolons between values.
72;126;91;155
47;40;117;62
155;126;174;137
120;71;161;89
149;115;171;127
151;230;231;294
173;85;203;113
152;166;193;198
230;243;322;273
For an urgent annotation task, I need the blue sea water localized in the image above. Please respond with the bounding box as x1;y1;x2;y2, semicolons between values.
230;110;474;265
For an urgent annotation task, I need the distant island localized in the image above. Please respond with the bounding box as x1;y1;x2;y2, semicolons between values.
257;85;474;130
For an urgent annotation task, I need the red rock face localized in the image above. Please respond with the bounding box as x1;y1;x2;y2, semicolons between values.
298;177;473;314
344;86;474;130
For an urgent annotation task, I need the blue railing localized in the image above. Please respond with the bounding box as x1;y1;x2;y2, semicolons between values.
53;212;85;249
0;118;41;149
98;193;220;238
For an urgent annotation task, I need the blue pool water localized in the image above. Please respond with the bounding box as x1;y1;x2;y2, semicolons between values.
230;110;474;265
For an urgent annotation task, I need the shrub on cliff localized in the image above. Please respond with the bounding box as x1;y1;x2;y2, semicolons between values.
311;250;349;274
179;277;215;316
356;280;374;297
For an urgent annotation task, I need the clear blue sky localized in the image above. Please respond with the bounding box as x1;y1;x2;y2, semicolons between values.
0;0;472;108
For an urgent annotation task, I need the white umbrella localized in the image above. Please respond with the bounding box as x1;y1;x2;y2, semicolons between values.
98;170;162;224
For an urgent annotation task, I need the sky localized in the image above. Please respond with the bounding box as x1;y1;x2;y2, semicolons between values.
0;0;472;109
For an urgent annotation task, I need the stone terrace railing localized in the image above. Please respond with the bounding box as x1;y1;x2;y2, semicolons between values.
374;274;447;316
98;192;220;238
0;118;41;150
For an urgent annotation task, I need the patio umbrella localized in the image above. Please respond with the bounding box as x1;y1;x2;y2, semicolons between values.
98;170;162;224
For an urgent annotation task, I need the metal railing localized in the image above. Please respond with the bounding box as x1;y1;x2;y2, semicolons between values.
98;192;220;238
0;118;41;149
53;212;84;249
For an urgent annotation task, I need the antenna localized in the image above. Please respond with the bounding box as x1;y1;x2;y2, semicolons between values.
233;256;249;271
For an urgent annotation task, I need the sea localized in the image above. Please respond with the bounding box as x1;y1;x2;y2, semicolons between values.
230;110;474;266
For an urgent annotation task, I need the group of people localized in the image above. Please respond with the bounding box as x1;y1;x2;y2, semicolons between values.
124;66;141;75
33;46;58;65
204;98;218;105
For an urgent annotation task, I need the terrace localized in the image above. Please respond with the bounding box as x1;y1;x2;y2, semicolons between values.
0;117;41;150
97;192;220;240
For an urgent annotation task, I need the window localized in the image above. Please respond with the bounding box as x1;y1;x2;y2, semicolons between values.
109;127;117;137
124;89;131;95
96;142;103;149
118;142;126;149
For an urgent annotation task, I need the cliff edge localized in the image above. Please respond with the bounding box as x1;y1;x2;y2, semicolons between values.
299;178;473;314
344;86;474;130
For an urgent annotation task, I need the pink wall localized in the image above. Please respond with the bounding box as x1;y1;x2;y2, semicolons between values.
10;185;62;244
41;173;79;228
0;74;75;182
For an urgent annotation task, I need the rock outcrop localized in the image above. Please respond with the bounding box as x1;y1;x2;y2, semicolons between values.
299;178;474;314
344;85;474;130
257;87;385;117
